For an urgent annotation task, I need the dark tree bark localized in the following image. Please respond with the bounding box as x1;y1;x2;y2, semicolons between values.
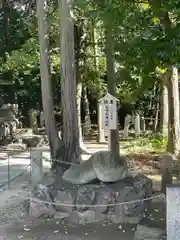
37;0;60;161
58;0;80;164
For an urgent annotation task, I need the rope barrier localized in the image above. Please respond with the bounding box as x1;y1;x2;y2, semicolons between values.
0;164;31;189
0;148;165;209
14;192;164;208
0;155;165;209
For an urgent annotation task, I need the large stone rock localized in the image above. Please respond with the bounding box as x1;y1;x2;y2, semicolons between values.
92;151;128;182
62;159;97;184
62;151;128;185
133;225;164;240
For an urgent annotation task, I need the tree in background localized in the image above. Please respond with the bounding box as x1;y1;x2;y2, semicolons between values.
36;0;60;160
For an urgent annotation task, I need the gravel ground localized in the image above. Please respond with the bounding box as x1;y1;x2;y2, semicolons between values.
0;141;166;240
0;185;135;239
0;219;137;240
0;187;166;240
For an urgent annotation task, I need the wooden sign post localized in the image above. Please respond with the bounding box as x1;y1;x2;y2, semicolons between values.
99;93;119;152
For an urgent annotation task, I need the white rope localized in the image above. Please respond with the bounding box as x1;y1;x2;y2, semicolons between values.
0;149;164;209
15;192;164;208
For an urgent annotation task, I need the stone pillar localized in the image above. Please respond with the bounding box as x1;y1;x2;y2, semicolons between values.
30;150;43;186
40;111;45;127
123;115;131;138
140;116;146;132
28;109;38;133
161;155;173;194
134;114;140;137
167;185;180;240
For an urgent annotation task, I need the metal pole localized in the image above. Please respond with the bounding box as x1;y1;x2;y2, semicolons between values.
8;153;10;189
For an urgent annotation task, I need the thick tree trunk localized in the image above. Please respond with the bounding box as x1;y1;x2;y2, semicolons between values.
105;27;119;154
159;81;168;137
167;67;180;154
74;24;90;154
36;0;60;160
59;0;80;163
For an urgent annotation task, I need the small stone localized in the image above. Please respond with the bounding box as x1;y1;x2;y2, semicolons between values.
133;225;164;240
68;210;104;225
75;186;96;211
18;236;23;239
118;225;122;230
54;190;73;213
54;212;69;219
94;187;113;214
24;227;31;232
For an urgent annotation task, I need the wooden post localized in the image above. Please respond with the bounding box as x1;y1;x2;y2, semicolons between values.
161;155;173;194
30;149;43;186
99;93;119;154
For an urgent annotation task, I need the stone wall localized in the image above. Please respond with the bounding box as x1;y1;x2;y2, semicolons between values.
29;174;152;225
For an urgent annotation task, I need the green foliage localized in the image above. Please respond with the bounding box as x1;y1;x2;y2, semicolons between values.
148;133;168;150
0;0;180;120
0;3;29;59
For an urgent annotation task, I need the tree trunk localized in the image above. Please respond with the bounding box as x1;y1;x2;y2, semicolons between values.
59;0;80;163
77;82;84;150
74;24;84;151
159;81;168;137
74;24;90;154
167;67;180;154
83;87;91;136
105;27;119;154
92;20;105;143
149;0;180;154
36;0;60;160
153;100;159;132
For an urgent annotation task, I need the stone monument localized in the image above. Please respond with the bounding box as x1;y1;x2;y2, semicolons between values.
29;150;153;225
